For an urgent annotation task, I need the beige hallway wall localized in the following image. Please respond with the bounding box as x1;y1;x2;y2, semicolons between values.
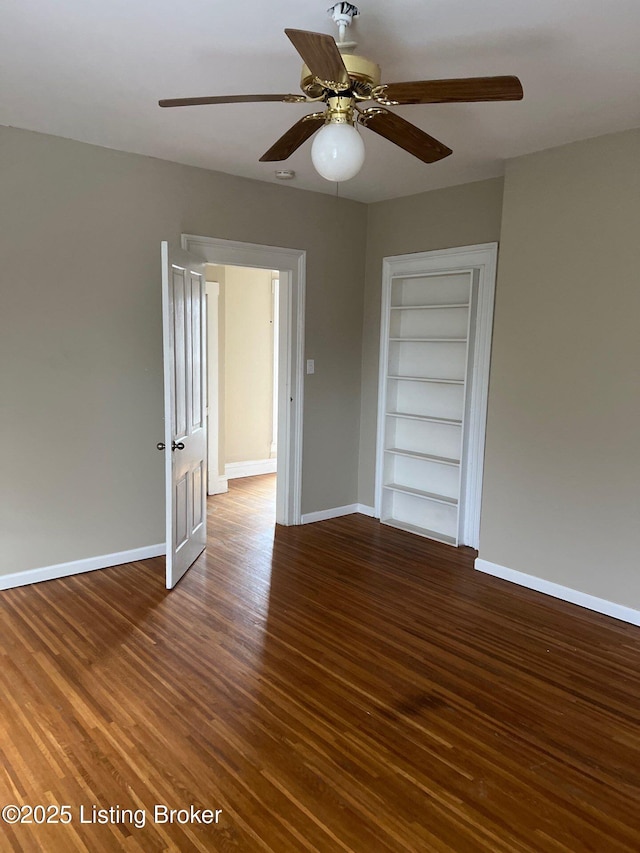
0;125;366;576
479;128;640;608
224;266;275;465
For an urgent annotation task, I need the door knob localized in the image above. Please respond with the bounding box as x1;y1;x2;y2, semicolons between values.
171;441;185;451
156;442;165;450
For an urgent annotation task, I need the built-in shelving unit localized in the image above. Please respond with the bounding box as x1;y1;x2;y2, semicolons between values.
377;271;473;546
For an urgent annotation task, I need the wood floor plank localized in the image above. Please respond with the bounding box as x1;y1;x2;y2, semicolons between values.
1;474;640;851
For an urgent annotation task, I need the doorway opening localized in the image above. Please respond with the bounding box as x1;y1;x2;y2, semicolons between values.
205;264;280;517
182;235;305;528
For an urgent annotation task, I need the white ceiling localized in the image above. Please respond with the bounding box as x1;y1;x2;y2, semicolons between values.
2;0;639;203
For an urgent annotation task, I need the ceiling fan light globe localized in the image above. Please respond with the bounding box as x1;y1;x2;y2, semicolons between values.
311;122;365;182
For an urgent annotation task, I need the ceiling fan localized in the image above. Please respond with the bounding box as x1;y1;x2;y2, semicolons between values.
159;3;523;182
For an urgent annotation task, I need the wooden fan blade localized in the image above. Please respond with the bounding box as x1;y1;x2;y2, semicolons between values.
259;114;326;162
359;109;452;164
159;94;305;108
285;29;349;88
379;76;523;105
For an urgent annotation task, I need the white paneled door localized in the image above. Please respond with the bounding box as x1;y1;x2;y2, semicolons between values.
161;242;207;589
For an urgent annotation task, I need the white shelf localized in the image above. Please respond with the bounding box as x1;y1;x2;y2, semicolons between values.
383;483;458;506
385;448;460;467
386;411;462;426
390;303;469;311
388;375;464;385
380;518;457;547
389;337;467;343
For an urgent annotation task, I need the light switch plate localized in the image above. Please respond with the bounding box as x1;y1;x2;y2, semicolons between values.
306;359;315;374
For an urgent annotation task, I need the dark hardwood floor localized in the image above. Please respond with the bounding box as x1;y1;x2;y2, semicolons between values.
1;474;639;851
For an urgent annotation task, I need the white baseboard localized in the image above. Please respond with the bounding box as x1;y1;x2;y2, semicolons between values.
225;459;277;479
356;504;376;518
301;503;376;524
0;544;166;592
208;475;229;495
475;558;640;627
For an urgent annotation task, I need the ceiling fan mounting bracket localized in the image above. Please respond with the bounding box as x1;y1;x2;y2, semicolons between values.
370;85;400;106
328;2;359;46
357;106;387;126
302;111;327;123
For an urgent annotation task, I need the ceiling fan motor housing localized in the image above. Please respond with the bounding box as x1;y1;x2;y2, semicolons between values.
301;53;381;99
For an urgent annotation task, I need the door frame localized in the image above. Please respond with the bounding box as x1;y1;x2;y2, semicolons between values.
205;280;226;496
374;243;498;549
182;234;305;526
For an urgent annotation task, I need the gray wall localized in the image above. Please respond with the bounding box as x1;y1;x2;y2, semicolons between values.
0;125;366;575
480;129;640;608
358;178;505;505
3;121;640;614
